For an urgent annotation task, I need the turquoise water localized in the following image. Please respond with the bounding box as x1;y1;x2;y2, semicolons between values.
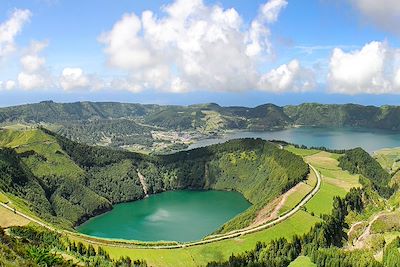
189;127;400;153
77;190;250;242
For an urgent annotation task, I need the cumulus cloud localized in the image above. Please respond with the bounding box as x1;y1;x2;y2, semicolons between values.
99;0;309;93
0;80;16;90
17;40;53;90
328;41;400;94
59;68;90;91
246;0;287;57
0;9;31;59
258;60;315;92
350;0;400;35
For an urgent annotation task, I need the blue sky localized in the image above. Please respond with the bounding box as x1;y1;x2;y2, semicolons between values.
0;0;400;107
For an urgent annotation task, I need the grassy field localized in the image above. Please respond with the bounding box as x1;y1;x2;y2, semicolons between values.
0;205;31;228
285;145;320;157
288;256;316;267
278;170;316;215
303;151;361;216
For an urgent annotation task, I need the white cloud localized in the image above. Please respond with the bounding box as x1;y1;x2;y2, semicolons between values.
100;0;303;93
258;60;315;92
0;9;31;59
18;72;49;90
17;40;53;90
60;68;90;91
0;80;16;90
246;0;287;57
395;69;400;88
350;0;400;35
328;41;400;94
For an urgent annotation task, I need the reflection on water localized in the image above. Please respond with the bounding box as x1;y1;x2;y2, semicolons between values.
77;190;250;242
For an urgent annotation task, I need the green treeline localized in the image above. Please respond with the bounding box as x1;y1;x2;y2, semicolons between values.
339;148;394;197
207;188;394;267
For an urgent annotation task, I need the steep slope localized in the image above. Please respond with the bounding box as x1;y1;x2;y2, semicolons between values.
0;128;308;232
0;129;112;227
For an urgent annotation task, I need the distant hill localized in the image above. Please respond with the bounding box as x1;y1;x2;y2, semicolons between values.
1;101;400;151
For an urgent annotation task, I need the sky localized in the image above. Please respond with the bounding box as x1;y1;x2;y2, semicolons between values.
1;0;400;107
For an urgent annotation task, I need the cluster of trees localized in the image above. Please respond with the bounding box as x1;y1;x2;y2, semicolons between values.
207;188;390;267
290;142;347;154
67;240;147;266
57;119;154;147
339;148;394;197
86;160;145;204
0;226;72;266
0;225;148;267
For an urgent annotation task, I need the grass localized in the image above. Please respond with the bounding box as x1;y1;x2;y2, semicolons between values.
278;170;316;215
288;256;316;267
285;145;319;157
303;151;361;216
371;212;400;234
0;129;84;179
0;205;30;228
305;181;346;216
0;191;8;203
374;147;400;173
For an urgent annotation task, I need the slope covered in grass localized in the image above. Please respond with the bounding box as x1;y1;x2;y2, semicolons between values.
0;128;308;233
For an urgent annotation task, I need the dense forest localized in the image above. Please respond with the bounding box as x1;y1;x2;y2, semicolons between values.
0;128;308;232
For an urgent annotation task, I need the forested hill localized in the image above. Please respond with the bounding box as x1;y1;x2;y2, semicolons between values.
0;128;308;232
2;101;400;131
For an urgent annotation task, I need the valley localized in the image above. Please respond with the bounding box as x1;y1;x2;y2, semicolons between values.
0;102;400;266
3;101;400;154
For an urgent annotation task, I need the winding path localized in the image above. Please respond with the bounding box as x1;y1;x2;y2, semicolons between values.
1;164;321;249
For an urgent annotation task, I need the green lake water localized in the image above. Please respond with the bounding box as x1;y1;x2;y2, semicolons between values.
77;190;250;242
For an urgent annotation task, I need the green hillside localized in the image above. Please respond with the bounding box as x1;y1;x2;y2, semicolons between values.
0;128;308;232
3;101;400;152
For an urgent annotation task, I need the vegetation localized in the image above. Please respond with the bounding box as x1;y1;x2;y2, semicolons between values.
1;104;400;266
3;102;400;151
0;128;308;232
339;148;394;197
383;237;400;267
0;225;147;266
206;189;387;267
